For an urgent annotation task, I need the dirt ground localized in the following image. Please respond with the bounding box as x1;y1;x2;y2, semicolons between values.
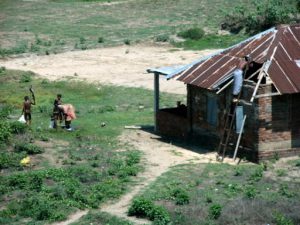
0;44;217;94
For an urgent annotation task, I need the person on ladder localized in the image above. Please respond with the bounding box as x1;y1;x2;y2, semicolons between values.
232;58;249;103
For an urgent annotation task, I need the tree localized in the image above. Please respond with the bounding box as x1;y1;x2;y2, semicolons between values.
222;0;298;34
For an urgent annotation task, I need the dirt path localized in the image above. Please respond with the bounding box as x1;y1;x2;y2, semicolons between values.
52;130;237;225
0;44;217;94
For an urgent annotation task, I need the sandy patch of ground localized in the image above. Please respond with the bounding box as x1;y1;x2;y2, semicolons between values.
0;44;218;94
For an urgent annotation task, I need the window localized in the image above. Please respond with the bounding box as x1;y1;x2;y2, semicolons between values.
207;95;218;127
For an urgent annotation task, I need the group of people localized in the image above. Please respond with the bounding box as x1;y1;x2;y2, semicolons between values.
21;92;76;131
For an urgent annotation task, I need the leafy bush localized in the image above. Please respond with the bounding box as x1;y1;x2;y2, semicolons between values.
126;150;141;166
20;71;33;83
150;205;170;225
0;66;6;75
295;159;300;167
209;203;222;219
124;39;131;45
273;212;294;225
279;184;295;198
155;34;169;42
244;185;257;199
222;0;298;34
128;197;170;225
15;143;44;154
0;105;12;118
98;37;104;43
128;197;153;217
10;121;27;134
172;188;190;205
0;120;12;143
0;152;26;169
178;27;205;40
249;165;264;182
80;37;86;44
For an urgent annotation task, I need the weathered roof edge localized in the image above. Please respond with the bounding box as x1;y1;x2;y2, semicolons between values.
165;27;276;80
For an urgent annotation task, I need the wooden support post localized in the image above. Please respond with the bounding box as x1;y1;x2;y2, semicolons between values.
233;115;247;161
250;67;265;102
154;72;160;132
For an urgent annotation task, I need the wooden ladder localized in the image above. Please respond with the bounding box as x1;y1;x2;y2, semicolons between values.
217;92;242;161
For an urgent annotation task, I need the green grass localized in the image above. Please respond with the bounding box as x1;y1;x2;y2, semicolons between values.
72;211;133;225
0;69;184;224
133;162;300;225
0;0;250;56
174;34;249;50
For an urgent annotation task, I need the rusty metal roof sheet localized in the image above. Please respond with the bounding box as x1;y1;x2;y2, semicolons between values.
168;24;300;94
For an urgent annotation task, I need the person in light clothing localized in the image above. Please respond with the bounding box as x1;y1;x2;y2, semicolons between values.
232;58;248;102
58;104;76;130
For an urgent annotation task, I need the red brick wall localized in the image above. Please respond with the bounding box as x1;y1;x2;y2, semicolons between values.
156;108;189;138
157;83;300;161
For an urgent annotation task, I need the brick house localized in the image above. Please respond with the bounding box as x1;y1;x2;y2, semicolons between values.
148;24;300;161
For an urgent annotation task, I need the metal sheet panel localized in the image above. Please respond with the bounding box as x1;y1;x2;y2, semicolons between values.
174;24;300;94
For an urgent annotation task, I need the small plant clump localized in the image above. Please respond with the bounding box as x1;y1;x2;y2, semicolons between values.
177;27;205;40
171;187;190;205
0;120;12;143
209;203;222;219
20;71;34;83
14;143;44;155
128;197;170;225
273;212;295;225
98;37;104;43
155;34;169;42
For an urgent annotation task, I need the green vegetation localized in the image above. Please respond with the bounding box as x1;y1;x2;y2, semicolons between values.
177;27;205;40
223;0;299;34
133;163;300;224
128;197;170;225
72;211;133;225
0;0;259;56
0;69;184;224
174;34;248;50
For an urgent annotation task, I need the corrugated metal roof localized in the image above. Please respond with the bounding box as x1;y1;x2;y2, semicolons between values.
170;24;300;94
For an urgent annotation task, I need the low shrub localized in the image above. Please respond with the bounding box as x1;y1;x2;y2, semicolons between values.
0;105;12;118
0;152;26;169
209;203;222;219
124;39;131;45
279;184;295;198
150;205;170;225
98;37;104;43
128;197;153;217
0;120;12;143
0;66;6;75
244;185;257;199
126;150;141;166
20;71;34;83
172;188;190;205
128;197;170;225
178;27;205;40
15;143;44;154
249;165;264;182
155;34;169;42
10;121;27;134
273;212;294;225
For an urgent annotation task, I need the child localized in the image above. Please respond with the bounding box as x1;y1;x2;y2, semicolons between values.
52;94;63;128
22;95;35;125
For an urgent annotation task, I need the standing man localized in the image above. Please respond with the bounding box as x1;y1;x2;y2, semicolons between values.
232;57;250;102
22;87;36;125
52;94;63;128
